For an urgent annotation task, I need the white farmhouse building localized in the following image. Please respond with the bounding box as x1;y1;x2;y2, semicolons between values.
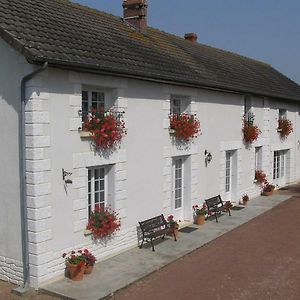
1;0;300;288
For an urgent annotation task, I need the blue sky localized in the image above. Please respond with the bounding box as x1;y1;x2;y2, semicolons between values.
72;0;300;84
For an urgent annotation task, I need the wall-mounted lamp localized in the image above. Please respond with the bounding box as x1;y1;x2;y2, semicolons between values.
62;168;73;184
204;150;213;164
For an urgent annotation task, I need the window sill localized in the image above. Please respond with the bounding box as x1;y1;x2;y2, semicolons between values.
84;229;92;236
79;131;93;138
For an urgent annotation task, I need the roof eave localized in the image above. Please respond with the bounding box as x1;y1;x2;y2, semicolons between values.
29;57;299;103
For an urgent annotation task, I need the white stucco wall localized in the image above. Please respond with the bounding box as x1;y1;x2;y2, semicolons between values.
22;67;300;287
0;39;33;284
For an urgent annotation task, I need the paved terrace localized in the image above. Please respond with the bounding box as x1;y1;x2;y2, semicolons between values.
41;187;299;300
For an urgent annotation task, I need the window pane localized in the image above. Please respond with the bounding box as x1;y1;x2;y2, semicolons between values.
82;91;88;100
171;98;181;114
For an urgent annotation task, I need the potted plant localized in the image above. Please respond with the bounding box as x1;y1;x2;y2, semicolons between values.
167;215;179;239
255;170;267;185
86;206;121;240
242;120;261;144
62;250;86;281
277;119;293;138
82;249;97;274
241;194;249;205
261;182;275;196
192;204;207;225
169;113;200;141
82;108;126;149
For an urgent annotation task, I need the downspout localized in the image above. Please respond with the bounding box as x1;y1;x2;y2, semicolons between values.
20;62;48;287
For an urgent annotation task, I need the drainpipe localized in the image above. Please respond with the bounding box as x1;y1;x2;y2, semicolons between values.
20;62;48;287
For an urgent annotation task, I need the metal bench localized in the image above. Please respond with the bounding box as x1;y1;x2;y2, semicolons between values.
138;214;176;251
205;195;231;223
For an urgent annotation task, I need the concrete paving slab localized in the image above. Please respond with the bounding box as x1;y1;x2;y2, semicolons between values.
41;192;291;300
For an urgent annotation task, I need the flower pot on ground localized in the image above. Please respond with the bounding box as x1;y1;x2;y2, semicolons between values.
261;182;275;196
62;250;87;281
84;265;94;275
62;248;97;279
167;215;179;239
192;204;207;225
241;193;249;205
194;214;205;225
66;261;86;281
82;249;96;274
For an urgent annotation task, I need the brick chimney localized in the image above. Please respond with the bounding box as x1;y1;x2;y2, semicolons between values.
123;0;148;32
184;33;198;43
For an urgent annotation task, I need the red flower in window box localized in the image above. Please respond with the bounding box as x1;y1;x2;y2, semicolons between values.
83;108;126;149
242;120;261;144
255;170;267;185
277;119;293;138
86;206;121;239
169;113;200;141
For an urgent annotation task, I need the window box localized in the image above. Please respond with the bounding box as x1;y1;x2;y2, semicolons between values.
84;229;92;236
82;109;126;149
169;113;200;141
79;131;93;138
277;118;293;138
242;120;261;144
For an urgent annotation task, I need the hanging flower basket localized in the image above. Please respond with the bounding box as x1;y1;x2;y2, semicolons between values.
86;206;121;240
277;119;293;138
169;113;200;141
254;170;267;185
242;120;261;144
82;108;126;149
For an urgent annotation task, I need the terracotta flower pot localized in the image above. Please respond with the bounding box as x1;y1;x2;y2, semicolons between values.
194;214;205;225
67;262;85;281
172;226;179;239
262;190;273;196
84;264;94;275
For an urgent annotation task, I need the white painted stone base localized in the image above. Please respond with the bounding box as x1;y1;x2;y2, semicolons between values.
0;256;23;285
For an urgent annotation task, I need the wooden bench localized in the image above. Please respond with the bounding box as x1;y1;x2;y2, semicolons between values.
205;195;231;223
138;214;176;251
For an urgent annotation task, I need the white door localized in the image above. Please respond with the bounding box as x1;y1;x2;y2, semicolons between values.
273;151;286;186
224;150;237;201
172;157;184;221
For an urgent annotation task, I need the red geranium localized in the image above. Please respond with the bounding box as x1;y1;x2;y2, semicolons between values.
169;113;200;141
242;120;261;144
255;170;267;184
83;108;126;149
87;206;121;239
278;119;293;138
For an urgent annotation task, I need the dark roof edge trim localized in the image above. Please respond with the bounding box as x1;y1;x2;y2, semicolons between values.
37;58;299;103
0;28;35;61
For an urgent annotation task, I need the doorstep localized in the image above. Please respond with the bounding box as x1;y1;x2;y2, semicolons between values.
40;192;292;300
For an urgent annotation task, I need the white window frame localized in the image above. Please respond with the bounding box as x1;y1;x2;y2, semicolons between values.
278;109;287;120
225;151;232;193
244;95;254;124
170;95;189;115
273;151;285;180
88;166;108;217
82;89;113;122
173;157;184;210
255;146;263;171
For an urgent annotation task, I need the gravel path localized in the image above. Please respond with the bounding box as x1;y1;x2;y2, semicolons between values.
111;195;300;300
